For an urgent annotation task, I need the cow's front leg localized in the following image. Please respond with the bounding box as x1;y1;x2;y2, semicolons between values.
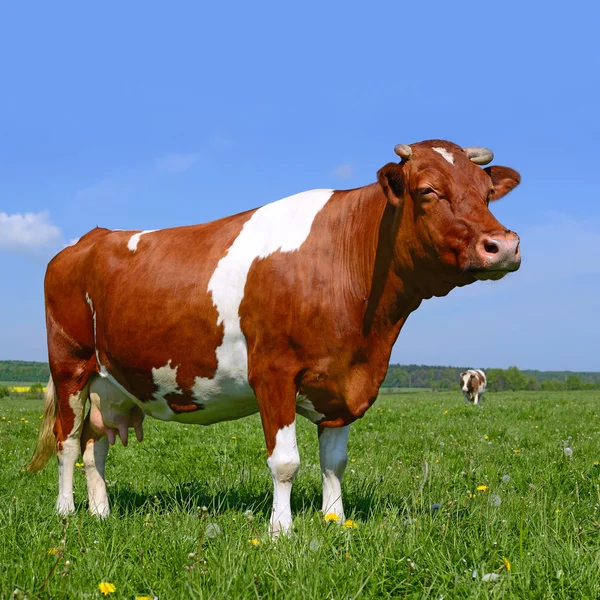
319;425;350;521
252;376;300;536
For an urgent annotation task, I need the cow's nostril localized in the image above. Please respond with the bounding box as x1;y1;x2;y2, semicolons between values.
484;241;499;254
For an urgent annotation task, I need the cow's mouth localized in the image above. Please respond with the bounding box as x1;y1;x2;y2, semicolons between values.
469;268;517;281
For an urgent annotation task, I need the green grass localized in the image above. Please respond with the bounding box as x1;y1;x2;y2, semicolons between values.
2;390;600;598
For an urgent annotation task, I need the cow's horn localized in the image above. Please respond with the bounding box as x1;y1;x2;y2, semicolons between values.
464;147;494;165
394;144;412;160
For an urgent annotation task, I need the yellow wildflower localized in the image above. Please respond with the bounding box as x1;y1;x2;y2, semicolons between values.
343;519;357;529
324;513;340;522
555;509;562;513
345;553;351;559
503;557;511;571
98;582;116;595
477;485;488;492
594;461;600;466
466;493;476;499
513;449;521;454
47;547;59;555
483;435;489;440
443;410;449;415
231;435;237;439
75;462;84;467
1;416;5;421
136;597;152;600
248;538;260;546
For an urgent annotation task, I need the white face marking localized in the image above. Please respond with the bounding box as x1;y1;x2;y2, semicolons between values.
192;189;334;402
127;230;157;252
268;421;300;535
432;147;454;164
319;426;350;519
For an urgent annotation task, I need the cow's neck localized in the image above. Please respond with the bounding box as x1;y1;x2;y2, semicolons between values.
334;183;451;360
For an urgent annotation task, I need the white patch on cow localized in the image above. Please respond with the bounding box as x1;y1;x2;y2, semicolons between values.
296;395;326;423
268;421;300;535
127;230;156;252
191;189;334;404
432;147;454;165
152;360;182;402
86;293;108;378
319;426;350;520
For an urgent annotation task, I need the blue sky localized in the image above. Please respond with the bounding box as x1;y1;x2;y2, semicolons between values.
1;1;598;371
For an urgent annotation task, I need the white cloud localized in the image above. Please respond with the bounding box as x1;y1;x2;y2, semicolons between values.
154;153;199;175
332;163;353;180
0;211;63;254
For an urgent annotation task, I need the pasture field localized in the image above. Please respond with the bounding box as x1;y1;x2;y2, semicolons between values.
2;390;600;599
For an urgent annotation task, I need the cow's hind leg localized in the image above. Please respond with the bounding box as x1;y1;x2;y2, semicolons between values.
319;425;350;522
251;373;299;536
81;412;110;517
54;376;92;515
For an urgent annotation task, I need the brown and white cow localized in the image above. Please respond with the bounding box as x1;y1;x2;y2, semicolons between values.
28;139;521;534
460;369;487;405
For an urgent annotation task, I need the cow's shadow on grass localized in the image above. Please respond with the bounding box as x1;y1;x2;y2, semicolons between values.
100;481;451;522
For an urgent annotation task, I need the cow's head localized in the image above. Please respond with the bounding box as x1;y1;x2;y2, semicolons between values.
459;371;471;392
378;139;521;295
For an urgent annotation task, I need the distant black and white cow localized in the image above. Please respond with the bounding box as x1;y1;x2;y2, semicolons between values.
460;370;487;405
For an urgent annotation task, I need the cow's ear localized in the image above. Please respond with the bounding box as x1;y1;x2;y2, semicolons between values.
377;163;405;207
485;166;521;201
459;372;465;378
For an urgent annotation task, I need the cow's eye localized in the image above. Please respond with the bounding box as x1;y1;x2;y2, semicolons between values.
418;187;436;197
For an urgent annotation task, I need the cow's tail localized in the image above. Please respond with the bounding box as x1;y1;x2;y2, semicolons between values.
27;376;58;472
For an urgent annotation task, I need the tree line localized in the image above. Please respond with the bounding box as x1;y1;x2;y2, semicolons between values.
1;360;599;392
382;364;600;392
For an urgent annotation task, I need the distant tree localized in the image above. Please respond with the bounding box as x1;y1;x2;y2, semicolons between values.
541;380;565;391
566;375;584;391
0;385;8;398
487;369;507;392
504;366;528;391
526;376;540;391
30;382;44;393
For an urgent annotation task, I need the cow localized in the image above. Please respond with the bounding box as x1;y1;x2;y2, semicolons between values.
460;369;487;405
28;139;521;535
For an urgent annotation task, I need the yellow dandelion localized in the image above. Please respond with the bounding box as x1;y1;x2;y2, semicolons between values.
231;435;237;439
483;435;489;440
75;462;84;467
443;410;449;415
351;458;356;463
47;547;59;555
324;513;340;522
136;597;152;600
466;493;476;499
343;519;357;529
248;538;260;546
555;509;562;513
98;582;116;595
477;485;488;492
503;557;511;571
1;416;6;421
594;461;600;466
513;449;521;454
24;420;29;423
